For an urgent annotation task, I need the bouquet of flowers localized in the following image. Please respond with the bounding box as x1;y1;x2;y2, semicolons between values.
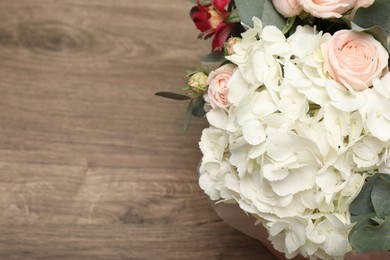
157;0;390;259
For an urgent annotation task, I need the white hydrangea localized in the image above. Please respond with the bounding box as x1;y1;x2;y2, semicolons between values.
198;18;390;260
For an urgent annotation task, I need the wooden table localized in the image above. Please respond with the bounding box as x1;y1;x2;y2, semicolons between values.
0;1;276;259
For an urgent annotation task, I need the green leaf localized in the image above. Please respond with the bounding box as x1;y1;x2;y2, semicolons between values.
353;0;390;36
234;0;285;30
350;213;377;231
371;174;390;219
183;100;193;132
349;216;390;253
192;97;206;117
224;9;240;23
155;92;191;100
350;174;378;217
201;51;225;63
282;16;296;35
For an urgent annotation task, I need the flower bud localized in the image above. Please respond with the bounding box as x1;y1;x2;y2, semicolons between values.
224;37;241;55
188;72;208;94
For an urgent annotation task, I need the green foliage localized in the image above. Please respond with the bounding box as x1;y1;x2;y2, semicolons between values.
353;0;390;36
183;96;207;132
201;51;225;63
224;9;240;23
349;175;377;217
234;0;285;30
371;175;390;219
155;91;206;131
155;92;191;100
349;173;390;253
349;216;390;253
192;96;206;117
183;100;193;132
351;0;390;50
282;17;296;35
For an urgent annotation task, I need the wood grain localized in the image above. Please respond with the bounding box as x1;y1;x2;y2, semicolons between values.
0;0;276;259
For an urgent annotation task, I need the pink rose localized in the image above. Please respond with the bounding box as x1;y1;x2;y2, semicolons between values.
207;64;235;109
325;30;389;91
272;0;303;17
299;0;356;18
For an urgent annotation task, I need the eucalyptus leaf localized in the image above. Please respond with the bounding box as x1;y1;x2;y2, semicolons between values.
192;97;206;117
234;0;285;30
353;0;390;35
349;174;378;217
371;174;390;218
201;51;225;63
155;92;191;100
183;100;193;132
350;213;376;231
349;216;390;253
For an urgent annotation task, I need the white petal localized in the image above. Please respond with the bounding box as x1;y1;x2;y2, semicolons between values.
315;168;338;195
242;120;266;145
261;25;286;42
206;109;228;130
373;73;390;98
326;80;366;112
263;164;289;181
271;166;316;196
227;70;250;106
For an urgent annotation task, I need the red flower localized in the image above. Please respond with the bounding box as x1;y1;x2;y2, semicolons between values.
212;22;234;52
191;0;233;51
213;0;231;12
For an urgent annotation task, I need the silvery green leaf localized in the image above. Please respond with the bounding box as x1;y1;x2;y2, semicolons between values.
201;51;225;63
183;100;193;132
371;174;390;219
349;215;390;253
234;0;285;30
349;174;377;217
192;97;206;117
353;0;390;36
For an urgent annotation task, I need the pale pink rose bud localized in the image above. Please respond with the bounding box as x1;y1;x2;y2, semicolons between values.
272;0;303;17
188;72;208;94
299;0;356;18
325;30;389;91
224;37;241;55
207;64;235;109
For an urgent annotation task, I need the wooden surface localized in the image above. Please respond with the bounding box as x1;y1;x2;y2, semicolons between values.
0;1;276;259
